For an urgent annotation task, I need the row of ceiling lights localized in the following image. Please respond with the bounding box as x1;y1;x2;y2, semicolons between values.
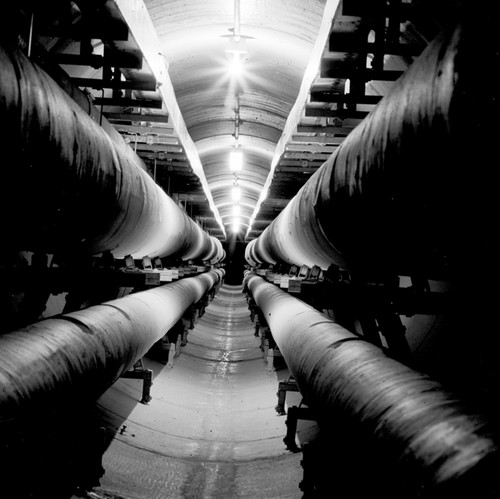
226;0;248;235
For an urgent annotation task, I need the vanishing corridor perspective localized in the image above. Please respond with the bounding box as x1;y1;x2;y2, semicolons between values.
96;284;306;498
1;1;500;498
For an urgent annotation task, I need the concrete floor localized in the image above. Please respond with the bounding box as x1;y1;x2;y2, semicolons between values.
79;284;315;499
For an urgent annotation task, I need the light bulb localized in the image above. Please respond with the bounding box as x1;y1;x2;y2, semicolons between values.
232;218;241;233
229;148;243;171
232;187;241;201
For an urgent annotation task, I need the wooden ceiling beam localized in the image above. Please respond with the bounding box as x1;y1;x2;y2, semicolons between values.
285;143;338;153
279;159;325;167
296;125;354;134
53;51;142;69
93;97;163;109
135;143;184;153
71;77;157;91
305;106;369;119
320;60;404;81
283;152;332;160
290;135;345;145
112;123;174;135
275;166;320;173
104;112;170;123
310;91;382;105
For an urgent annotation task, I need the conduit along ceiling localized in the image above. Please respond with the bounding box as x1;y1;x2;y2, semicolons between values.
4;0;462;248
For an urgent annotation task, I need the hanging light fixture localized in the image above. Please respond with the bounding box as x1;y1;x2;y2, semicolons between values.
229;147;243;171
229;93;243;171
231;218;241;233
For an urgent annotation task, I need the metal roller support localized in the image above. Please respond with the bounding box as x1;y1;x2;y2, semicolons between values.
0;42;223;263
244;273;499;496
246;11;499;277
0;268;224;423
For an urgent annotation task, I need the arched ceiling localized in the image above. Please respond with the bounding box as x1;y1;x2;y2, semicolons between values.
12;0;464;246
144;0;329;237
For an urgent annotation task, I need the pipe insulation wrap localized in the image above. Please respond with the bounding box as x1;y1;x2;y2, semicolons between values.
246;12;500;275
0;269;224;423
0;42;223;262
244;273;499;494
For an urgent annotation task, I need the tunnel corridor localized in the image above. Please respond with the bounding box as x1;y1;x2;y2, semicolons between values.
87;283;310;498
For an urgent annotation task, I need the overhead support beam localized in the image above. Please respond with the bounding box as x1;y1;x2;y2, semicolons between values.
296;125;355;135
104;112;171;124
135;143;184;153
53;51;142;69
275;166;320;174
279;159;325;168
291;135;345;144
305;105;370;119
328;38;425;57
93;96;163;109
320;60;404;81
39;17;129;41
71;77;157;91
285;144;339;153
283;152;332;161
244;274;499;497
310;91;382;105
114;123;175;135
113;0;225;237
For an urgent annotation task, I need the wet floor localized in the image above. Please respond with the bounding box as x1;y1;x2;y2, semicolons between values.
85;284;308;498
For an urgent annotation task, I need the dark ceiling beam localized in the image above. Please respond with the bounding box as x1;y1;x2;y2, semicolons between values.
113;123;174;135
104;112;170;124
304;106;369;119
291;135;345;144
275;166;320;173
310;91;382;105
283;152;332;161
320;60;404;81
52;51;142;70
296;125;355;134
279;159;325;168
93;97;163;109
136;151;187;161
285;144;339;153
71;77;157;92
38;18;129;41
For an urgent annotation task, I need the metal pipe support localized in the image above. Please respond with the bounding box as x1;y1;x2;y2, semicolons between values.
0;269;224;423
244;272;499;496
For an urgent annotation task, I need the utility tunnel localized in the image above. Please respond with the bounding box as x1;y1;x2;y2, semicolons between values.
1;1;500;498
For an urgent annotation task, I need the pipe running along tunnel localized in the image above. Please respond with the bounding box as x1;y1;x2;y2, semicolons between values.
1;5;500;499
242;8;500;498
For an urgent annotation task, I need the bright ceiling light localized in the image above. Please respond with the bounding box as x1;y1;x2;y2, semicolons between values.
229;147;243;171
232;204;240;216
232;186;241;201
228;52;244;78
231;218;241;233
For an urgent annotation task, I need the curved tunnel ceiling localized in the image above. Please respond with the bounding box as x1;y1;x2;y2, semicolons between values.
22;0;444;247
146;0;329;236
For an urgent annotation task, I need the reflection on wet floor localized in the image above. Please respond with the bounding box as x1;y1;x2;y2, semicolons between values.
86;284;309;498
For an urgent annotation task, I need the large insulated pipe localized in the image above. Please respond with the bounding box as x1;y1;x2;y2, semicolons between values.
244;272;499;497
0;42;223;263
246;10;499;277
0;268;224;423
